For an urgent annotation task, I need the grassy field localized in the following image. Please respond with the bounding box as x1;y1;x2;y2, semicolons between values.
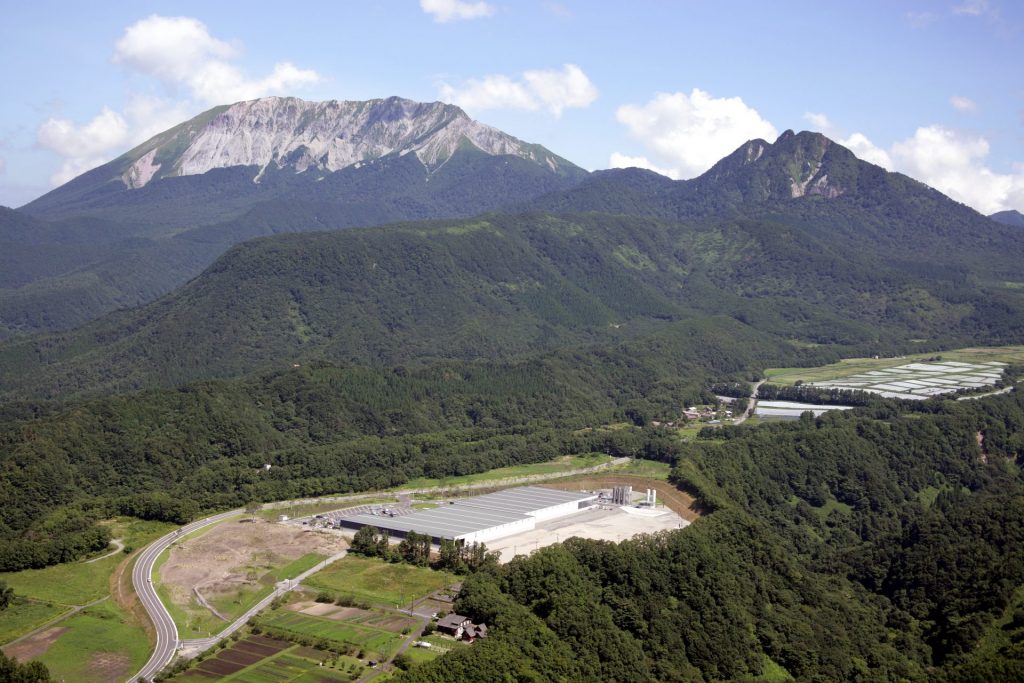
0;518;176;607
766;345;1024;385
0;599;70;645
603;458;672;480
0;518;175;680
36;599;152;683
270;553;328;582
303;556;447;607
396;453;612;491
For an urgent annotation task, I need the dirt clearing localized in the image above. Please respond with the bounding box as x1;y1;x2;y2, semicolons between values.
159;519;345;616
83;651;133;682
1;626;68;662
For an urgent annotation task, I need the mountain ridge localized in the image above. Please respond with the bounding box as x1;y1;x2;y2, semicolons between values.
24;96;580;214
1;97;589;336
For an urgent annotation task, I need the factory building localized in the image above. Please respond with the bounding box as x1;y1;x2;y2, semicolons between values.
335;486;598;545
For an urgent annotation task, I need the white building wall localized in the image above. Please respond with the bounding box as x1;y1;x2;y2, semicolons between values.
457;516;535;545
529;496;598;521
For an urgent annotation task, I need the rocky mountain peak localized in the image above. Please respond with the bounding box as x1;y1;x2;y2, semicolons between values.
697;130;851;200
118;96;573;189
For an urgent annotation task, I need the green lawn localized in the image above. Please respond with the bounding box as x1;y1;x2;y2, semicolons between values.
0;598;70;645
303;556;446;608
396;453;612;491
766;345;1024;385
271;553;328;581
35;598;152;683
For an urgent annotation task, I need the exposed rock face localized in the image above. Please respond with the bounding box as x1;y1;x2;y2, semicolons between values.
121;96;569;189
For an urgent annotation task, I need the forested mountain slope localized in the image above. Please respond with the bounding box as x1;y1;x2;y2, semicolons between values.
0;322;800;570
3;210;1021;400
1;98;586;336
529;130;1024;279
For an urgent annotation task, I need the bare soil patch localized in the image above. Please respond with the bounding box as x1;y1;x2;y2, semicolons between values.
234;639;284;657
160;520;344;613
1;626;68;661
218;648;263;666
82;651;133;682
371;614;418;632
198;657;246;676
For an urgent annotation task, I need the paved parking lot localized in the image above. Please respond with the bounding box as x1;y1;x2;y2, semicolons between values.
487;505;689;563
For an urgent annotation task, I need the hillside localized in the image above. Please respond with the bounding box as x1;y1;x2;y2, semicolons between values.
529;131;1024;279
991;209;1024;227
0;97;586;336
1;210;1023;400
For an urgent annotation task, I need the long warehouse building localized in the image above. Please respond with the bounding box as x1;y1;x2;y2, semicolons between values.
336;486;598;544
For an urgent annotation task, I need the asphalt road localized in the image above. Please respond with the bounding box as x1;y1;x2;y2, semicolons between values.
130;509;241;683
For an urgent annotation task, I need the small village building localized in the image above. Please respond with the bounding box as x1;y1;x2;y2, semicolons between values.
437;614;471;638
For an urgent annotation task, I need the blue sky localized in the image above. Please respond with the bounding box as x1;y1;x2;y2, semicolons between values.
1;0;1022;212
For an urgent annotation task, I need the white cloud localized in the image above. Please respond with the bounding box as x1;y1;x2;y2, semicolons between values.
0;157;5;176
611;89;777;179
839;132;894;169
420;0;494;23
37;107;131;185
607;152;677;178
803;112;835;133
906;11;938;28
952;0;990;16
889;125;1023;213
114;15;320;104
825;123;1022;213
37;15;322;187
440;64;597;117
950;95;977;112
522;65;598;117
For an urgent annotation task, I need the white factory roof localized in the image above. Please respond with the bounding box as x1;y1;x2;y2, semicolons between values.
335;486;596;540
338;505;530;540
454;486;597;515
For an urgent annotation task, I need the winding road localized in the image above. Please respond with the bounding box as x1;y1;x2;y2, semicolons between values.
131;510;240;683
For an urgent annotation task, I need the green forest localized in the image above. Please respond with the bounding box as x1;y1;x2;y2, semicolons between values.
0;324;761;572
396;390;1024;682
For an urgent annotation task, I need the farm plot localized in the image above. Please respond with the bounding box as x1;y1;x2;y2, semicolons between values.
805;360;1006;400
258;609;408;659
173;635;359;682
